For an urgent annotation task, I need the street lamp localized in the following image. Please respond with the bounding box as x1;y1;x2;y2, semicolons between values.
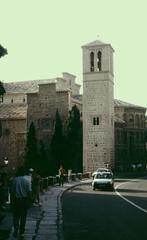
0;157;8;169
4;157;8;166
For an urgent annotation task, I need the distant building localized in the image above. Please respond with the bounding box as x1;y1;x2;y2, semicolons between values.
114;99;146;172
0;73;82;172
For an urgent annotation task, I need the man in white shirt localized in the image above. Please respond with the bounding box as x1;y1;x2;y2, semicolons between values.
11;167;32;238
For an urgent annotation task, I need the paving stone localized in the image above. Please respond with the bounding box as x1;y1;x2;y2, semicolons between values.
39;220;57;225
36;234;57;240
39;224;57;230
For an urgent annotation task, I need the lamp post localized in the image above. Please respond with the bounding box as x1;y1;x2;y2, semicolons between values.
0;157;8;171
4;157;8;166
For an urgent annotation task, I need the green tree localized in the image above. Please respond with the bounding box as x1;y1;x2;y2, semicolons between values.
0;45;7;102
0;81;6;95
24;122;38;170
38;140;50;176
0;81;6;102
66;105;83;172
0;45;7;58
50;109;64;174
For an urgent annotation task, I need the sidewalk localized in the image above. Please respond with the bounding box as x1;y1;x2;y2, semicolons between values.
0;179;92;240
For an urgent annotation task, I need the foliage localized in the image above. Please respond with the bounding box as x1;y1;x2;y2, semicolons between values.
24;122;38;170
50;109;64;174
66;105;83;172
0;81;6;95
0;45;7;58
38;140;50;176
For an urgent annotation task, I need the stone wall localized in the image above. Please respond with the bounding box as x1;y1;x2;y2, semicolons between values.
83;77;114;172
2;93;27;104
0;119;27;172
27;82;70;145
115;107;146;171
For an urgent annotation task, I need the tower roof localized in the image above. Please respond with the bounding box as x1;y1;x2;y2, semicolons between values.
82;40;106;47
82;39;114;51
114;99;146;110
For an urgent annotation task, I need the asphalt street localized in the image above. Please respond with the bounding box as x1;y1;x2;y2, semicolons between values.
61;178;147;240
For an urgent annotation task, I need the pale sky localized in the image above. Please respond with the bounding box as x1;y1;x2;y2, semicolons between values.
0;0;147;108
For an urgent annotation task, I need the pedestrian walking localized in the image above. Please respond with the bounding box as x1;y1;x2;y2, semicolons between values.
11;166;32;238
24;168;34;184
32;170;41;206
58;165;65;186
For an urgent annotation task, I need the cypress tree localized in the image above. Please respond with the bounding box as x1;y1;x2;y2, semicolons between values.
0;81;6;102
24;122;38;170
0;81;6;95
38;140;49;176
50;109;64;174
66;105;83;172
0;45;7;58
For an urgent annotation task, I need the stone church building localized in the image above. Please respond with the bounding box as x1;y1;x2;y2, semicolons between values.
0;40;146;173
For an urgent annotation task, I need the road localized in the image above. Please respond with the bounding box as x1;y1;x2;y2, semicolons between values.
61;178;147;240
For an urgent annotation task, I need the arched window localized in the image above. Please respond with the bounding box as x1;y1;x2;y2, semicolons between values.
140;115;144;128
97;51;102;71
135;115;140;127
128;114;134;127
123;113;127;126
90;52;94;72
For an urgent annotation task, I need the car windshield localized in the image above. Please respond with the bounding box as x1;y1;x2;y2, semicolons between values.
95;173;112;179
95;168;110;172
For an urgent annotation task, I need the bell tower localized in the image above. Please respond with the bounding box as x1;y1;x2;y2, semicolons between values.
82;40;114;172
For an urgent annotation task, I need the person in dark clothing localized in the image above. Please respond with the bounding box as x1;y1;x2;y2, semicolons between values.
58;165;65;186
32;171;41;206
11;167;32;238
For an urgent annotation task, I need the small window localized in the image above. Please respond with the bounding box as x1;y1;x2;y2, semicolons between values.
23;98;25;102
90;52;94;72
93;117;99;125
11;98;13;103
97;51;102;71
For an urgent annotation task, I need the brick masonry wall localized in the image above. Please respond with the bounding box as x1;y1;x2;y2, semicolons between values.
0;119;27;172
27;83;70;145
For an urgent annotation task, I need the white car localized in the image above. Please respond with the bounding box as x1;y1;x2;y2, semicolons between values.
92;172;114;191
92;168;112;178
